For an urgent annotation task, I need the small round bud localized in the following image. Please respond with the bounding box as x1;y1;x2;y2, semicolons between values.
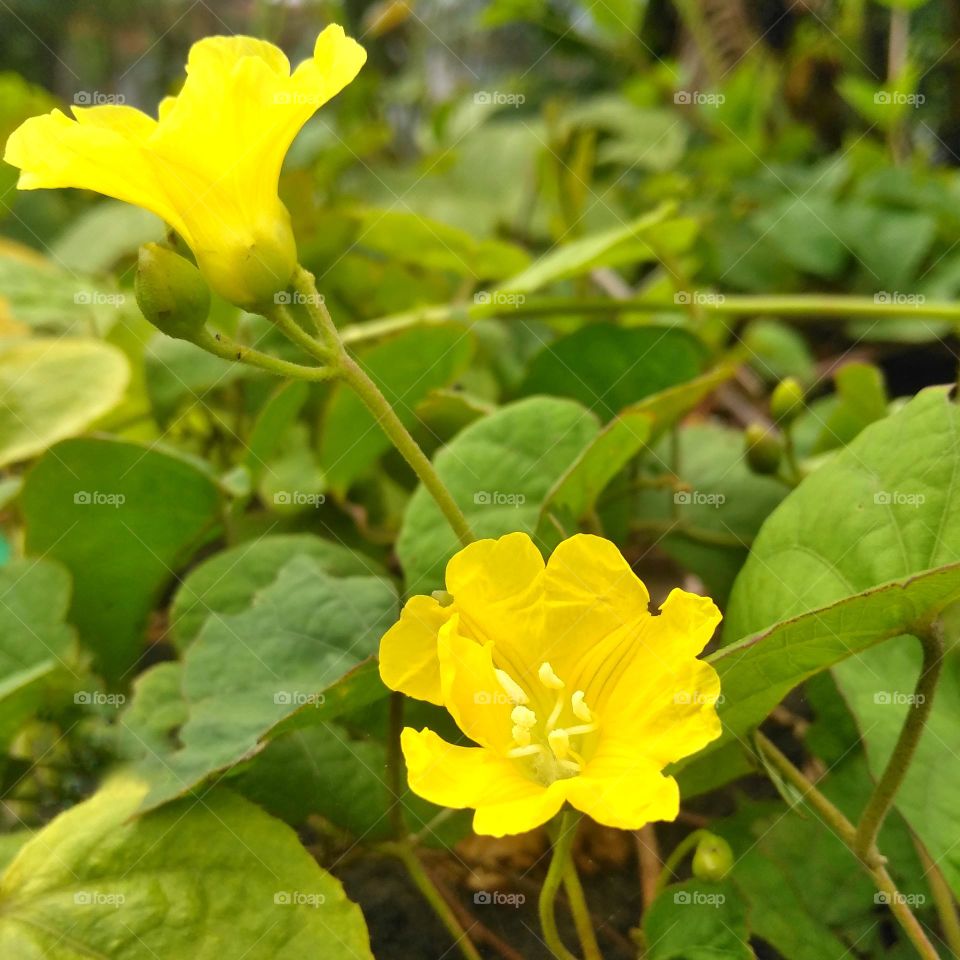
745;424;783;475
770;377;805;425
692;833;734;882
135;243;210;342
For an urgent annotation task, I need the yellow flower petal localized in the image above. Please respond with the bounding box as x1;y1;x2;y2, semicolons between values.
437;615;514;752
3;106;184;235
378;594;453;705
444;532;545;687
401;728;567;838
567;746;679;829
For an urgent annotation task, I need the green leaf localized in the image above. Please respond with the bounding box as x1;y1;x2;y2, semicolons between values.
519;323;705;421
397;397;600;593
21;438;223;681
244;380;311;481
0;338;129;468
497;203;682;294
49;201;164;274
170;533;384;649
725;387;960;892
633;423;787;601
0;778;373;959
537;365;735;549
752;197;848;279
642;880;751;960
133;555;397;811
0;559;76;749
320;326;474;496
810;361;888;453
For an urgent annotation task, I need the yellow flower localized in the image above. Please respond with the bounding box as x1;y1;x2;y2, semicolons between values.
380;532;722;837
3;26;365;308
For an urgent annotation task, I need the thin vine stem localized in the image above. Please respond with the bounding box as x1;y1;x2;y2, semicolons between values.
539;809;582;960
854;628;944;860
378;842;484;960
652;829;710;896
755;732;941;960
194;329;335;381
561;857;602;960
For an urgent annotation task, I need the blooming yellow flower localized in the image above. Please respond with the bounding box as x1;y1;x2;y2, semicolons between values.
3;26;365;308
380;532;722;837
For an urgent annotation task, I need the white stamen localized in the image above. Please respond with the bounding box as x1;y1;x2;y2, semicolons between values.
538;661;564;690
571;690;592;722
511;705;537;729
507;744;544;759
495;669;529;705
512;725;531;747
547;728;570;759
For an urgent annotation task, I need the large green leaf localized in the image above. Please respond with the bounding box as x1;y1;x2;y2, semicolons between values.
397;397;600;593
519;323;705;421
0;559;76;749
132;555;397;810
537;365;735;549
0;778;373;959
725;387;960;892
170;533;385;649
320;325;474;496
21;438;224;681
0;339;129;468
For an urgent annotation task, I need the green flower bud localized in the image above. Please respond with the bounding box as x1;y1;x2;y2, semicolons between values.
692;833;734;882
135;242;210;342
745;424;783;475
771;377;805;425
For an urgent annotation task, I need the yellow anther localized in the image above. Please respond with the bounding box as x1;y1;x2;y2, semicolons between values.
547;728;570;760
538;661;564;690
571;690;592;723
512;725;532;747
511;705;537;729
495;669;529;705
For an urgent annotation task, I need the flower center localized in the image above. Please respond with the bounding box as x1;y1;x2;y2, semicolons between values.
494;661;598;784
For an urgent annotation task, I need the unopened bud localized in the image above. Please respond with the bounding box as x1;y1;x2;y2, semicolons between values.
745;424;783;475
771;377;805;425
135;243;210;342
692;833;734;882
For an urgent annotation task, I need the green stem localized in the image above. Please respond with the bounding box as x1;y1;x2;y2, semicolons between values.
755;732;940;960
193;330;335;381
917;842;960;960
562;857;602;960
379;842;484;960
653;829;709;896
854;629;944;860
539;809;582;960
340;294;960;346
